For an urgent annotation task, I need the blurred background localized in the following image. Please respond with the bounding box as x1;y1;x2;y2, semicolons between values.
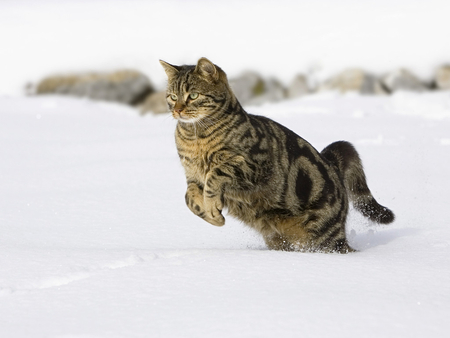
0;0;449;96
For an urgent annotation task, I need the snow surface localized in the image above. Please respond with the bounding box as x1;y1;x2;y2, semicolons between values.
1;92;450;337
1;0;450;337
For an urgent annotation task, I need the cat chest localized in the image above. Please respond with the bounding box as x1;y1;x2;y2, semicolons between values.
175;133;235;183
177;144;211;180
180;153;208;175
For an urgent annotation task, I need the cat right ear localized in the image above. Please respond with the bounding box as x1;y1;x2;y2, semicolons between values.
195;58;219;81
159;60;180;79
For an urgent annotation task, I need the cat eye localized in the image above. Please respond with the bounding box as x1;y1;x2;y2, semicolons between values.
189;93;199;100
170;94;178;101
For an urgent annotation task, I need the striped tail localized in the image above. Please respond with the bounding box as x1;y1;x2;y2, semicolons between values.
321;141;395;224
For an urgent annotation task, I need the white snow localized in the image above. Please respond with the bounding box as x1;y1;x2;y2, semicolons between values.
1;92;450;338
1;1;450;337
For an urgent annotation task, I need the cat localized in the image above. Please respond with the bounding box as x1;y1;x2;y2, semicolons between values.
160;57;395;253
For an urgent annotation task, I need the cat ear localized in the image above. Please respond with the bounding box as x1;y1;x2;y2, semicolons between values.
195;57;219;81
159;60;180;79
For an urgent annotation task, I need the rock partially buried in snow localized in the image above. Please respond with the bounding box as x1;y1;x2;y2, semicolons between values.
435;65;450;90
229;71;266;105
34;70;154;105
320;69;386;95
382;68;428;93
140;91;168;115
287;74;310;99
247;78;286;105
229;72;286;106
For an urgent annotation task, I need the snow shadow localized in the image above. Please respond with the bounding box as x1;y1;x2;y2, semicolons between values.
348;227;420;251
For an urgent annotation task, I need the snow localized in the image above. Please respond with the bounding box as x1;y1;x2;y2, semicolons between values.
1;92;450;337
1;1;450;337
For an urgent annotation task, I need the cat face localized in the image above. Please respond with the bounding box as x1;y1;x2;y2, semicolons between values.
160;58;230;123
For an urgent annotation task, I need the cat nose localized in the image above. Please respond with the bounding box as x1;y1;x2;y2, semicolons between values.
174;107;184;113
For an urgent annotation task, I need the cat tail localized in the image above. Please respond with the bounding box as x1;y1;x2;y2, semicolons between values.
321;141;395;224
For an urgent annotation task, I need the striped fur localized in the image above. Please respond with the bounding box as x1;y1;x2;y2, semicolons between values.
160;58;395;253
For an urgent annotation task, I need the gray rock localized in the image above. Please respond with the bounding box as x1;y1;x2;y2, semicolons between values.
247;78;286;105
35;70;154;105
382;68;428;93
320;69;386;95
287;74;310;98
229;71;265;105
229;72;286;105
435;65;450;90
140;91;168;115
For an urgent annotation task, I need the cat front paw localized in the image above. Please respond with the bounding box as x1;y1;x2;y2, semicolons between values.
204;198;225;227
204;210;225;227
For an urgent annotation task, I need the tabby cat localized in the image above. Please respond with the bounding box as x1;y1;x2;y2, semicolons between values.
160;57;394;253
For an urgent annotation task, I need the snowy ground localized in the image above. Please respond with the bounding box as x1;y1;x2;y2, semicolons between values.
1;92;450;337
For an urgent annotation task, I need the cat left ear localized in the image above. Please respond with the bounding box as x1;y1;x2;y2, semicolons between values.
195;57;219;81
159;60;180;79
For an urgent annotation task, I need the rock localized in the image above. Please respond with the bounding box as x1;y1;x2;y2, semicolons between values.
247;78;286;105
287;74;310;98
382;68;428;93
435;65;450;90
229;71;265;105
35;70;154;105
229;71;286;105
320;68;386;95
140;91;168;115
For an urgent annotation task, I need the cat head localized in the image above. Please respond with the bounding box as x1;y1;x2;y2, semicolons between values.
159;58;234;123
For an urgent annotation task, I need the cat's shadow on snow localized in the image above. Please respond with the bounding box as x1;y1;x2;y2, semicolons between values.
246;226;418;252
347;224;419;251
346;210;417;251
245;220;418;252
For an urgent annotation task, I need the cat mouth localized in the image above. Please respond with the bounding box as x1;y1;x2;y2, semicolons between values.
174;111;201;123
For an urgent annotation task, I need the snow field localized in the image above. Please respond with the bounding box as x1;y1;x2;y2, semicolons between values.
1;0;450;336
1;92;450;337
